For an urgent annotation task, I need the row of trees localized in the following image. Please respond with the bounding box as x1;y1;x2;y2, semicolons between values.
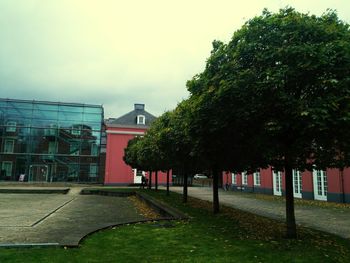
124;8;350;238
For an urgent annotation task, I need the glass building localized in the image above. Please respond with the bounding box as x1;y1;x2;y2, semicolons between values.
0;98;104;183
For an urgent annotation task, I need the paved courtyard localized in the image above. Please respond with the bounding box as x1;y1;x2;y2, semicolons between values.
0;188;146;246
168;186;350;239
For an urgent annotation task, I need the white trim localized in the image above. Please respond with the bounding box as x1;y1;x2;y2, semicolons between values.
253;170;261;186
313;170;327;201
242;171;248;185
106;130;145;135
137;115;145;125
273;170;282;196
293;169;302;198
232;173;237;184
133;169;145;184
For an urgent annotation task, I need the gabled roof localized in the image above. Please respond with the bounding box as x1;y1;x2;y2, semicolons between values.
106;104;156;128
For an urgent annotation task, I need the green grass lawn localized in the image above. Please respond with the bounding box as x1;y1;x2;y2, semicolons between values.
0;189;349;263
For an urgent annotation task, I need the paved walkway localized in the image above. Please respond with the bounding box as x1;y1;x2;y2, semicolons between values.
0;187;146;246
168;186;350;239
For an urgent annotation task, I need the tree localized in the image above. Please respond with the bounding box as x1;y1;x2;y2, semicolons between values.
146;111;174;196
123;136;143;172
152;102;198;202
187;8;350;238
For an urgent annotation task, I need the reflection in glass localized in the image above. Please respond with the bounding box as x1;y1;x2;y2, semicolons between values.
0;98;103;182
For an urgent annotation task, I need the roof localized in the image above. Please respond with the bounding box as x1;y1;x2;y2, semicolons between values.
0;97;102;108
106;104;156;128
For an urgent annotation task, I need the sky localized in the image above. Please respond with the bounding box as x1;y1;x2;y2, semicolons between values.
1;0;350;118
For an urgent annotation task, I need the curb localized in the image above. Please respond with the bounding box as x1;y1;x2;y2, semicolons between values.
0;188;70;194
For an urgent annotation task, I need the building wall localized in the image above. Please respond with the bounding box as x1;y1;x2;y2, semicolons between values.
104;126;171;185
260;167;273;194
227;166;350;203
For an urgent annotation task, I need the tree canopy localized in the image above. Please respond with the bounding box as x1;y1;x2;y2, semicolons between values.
186;7;350;237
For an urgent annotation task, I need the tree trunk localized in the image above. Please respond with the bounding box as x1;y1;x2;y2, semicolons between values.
183;170;188;203
148;171;152;189
166;170;170;196
155;171;158;191
285;162;297;238
212;167;220;214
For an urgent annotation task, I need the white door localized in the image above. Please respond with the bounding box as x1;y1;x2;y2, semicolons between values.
272;170;282;196
293;170;302;198
313;170;327;201
133;169;144;184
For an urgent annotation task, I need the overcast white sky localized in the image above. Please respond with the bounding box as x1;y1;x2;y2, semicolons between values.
1;0;349;118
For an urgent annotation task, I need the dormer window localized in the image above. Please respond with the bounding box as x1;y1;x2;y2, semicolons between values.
137;115;145;125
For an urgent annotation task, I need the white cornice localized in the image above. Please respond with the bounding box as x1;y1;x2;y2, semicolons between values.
106;130;145;135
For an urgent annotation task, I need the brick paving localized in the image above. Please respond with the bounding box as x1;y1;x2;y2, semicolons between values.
168;186;350;239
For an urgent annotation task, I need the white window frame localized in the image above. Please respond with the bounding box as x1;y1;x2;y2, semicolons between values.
293;169;302;198
137;115;145;125
242;171;248;185
232;173;237;184
313;169;328;201
253;170;261;186
273;170;282;196
2;161;13;177
6;121;16;132
4;139;14;153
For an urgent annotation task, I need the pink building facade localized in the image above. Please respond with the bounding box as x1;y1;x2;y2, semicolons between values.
104;104;170;185
223;167;350;203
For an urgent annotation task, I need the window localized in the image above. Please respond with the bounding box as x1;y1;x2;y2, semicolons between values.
68;164;79;178
6;121;16;132
253;170;261;186
71;129;81;136
45;124;58;136
70;142;80;155
4;139;14;153
137;115;145;125
316;170;327;196
48;141;57;154
232;173;237;184
293;169;302;196
1;161;12;177
242;171;248;185
89;164;98;177
91;143;98;156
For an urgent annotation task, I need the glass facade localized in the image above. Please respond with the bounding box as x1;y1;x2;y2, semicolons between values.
0;98;104;183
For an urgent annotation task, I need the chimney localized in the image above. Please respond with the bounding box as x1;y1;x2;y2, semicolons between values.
134;104;145;110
